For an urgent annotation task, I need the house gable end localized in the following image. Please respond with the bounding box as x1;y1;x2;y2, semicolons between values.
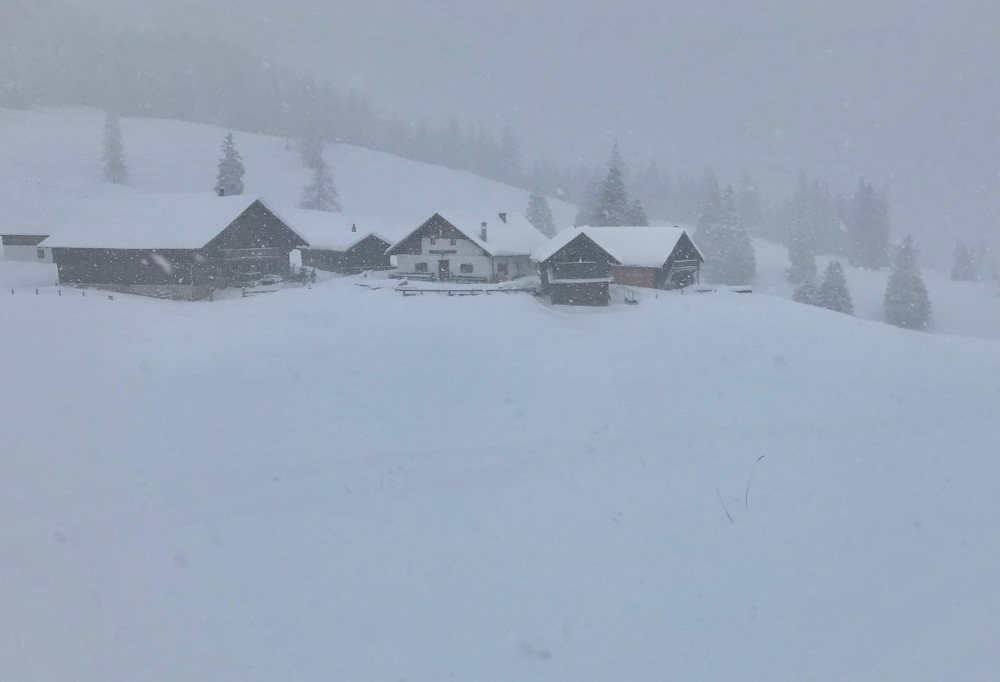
386;214;488;256
545;232;620;266
204;200;308;251
664;232;705;268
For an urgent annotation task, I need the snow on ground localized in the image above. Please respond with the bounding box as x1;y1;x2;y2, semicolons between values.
2;271;1000;681
754;239;1000;342
0;106;579;236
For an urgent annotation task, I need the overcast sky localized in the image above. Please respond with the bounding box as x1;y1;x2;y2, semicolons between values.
25;0;1000;246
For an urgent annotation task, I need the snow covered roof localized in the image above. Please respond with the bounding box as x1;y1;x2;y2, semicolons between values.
387;211;547;257
40;194;302;250
281;209;391;252
531;225;703;268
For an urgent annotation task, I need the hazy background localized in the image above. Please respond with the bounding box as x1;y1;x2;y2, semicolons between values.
4;0;1000;257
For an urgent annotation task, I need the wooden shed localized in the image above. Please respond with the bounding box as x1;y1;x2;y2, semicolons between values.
286;209;393;274
532;225;705;305
41;195;308;299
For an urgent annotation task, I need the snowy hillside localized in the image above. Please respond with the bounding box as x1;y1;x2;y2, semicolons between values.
0;107;579;234
2;279;1000;681
754;240;1000;342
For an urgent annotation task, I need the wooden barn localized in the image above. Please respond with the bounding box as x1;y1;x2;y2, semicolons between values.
41;195;308;299
532;226;704;305
1;233;52;263
287;210;392;274
385;211;545;282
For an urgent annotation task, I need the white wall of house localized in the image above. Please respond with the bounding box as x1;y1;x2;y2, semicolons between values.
396;253;494;278
2;245;52;263
394;237;534;281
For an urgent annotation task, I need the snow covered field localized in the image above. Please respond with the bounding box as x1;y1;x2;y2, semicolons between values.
0;106;578;234
3;275;1000;681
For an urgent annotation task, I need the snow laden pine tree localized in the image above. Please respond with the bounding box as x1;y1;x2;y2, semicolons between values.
884;236;931;329
300;125;324;170
214;132;245;196
299;155;340;212
950;242;977;281
525;191;556;237
698;186;756;285
816;261;853;315
592;164;629;226
849;179;890;269
102;111;128;184
626;198;649;226
792;280;818;305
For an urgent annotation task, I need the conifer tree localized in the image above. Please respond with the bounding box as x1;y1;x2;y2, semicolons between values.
300;124;324;169
792;280;818;305
525;191;556;237
626;198;649;226
849;179;890;269
700;187;756;285
299;155;340;212
884;236;931;329
592;164;629;226
102;111;128;184
214;132;245;196
816;261;854;315
950;242;977;281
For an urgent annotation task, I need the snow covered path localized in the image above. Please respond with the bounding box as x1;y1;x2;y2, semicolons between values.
2;277;1000;681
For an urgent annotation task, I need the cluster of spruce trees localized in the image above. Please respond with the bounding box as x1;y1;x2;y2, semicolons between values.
101;112;342;213
783;178;933;330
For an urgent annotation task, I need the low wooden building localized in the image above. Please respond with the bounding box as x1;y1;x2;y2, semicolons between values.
532;226;704;305
1;233;52;263
385;211;545;282
41;195;308;299
287;210;392;274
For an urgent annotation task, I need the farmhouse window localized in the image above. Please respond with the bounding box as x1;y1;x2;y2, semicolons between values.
450;238;456;245
37;248;45;259
430;238;437;245
460;263;474;274
415;262;429;272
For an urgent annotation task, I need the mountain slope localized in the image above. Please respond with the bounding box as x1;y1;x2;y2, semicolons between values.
0;106;578;235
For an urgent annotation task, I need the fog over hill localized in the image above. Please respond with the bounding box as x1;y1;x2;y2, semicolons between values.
4;0;1000;255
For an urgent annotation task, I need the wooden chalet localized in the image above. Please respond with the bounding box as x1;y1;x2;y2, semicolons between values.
532;226;704;305
1;233;52;263
385;211;545;283
286;209;392;274
40;195;308;300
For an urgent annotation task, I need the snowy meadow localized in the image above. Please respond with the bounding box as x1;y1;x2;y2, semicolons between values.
2;273;1000;681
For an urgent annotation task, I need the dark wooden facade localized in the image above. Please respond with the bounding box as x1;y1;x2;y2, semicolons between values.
537;233;616;306
51;200;306;299
1;234;49;246
302;234;392;274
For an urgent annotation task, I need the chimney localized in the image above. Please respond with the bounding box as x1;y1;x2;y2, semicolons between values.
351;223;357;232
498;212;508;224
480;221;488;241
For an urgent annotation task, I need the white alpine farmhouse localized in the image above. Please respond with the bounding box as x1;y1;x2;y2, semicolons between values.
386;212;546;282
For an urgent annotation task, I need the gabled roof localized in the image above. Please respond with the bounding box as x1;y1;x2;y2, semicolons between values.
532;225;703;268
386;211;547;257
282;209;391;252
40;194;305;250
